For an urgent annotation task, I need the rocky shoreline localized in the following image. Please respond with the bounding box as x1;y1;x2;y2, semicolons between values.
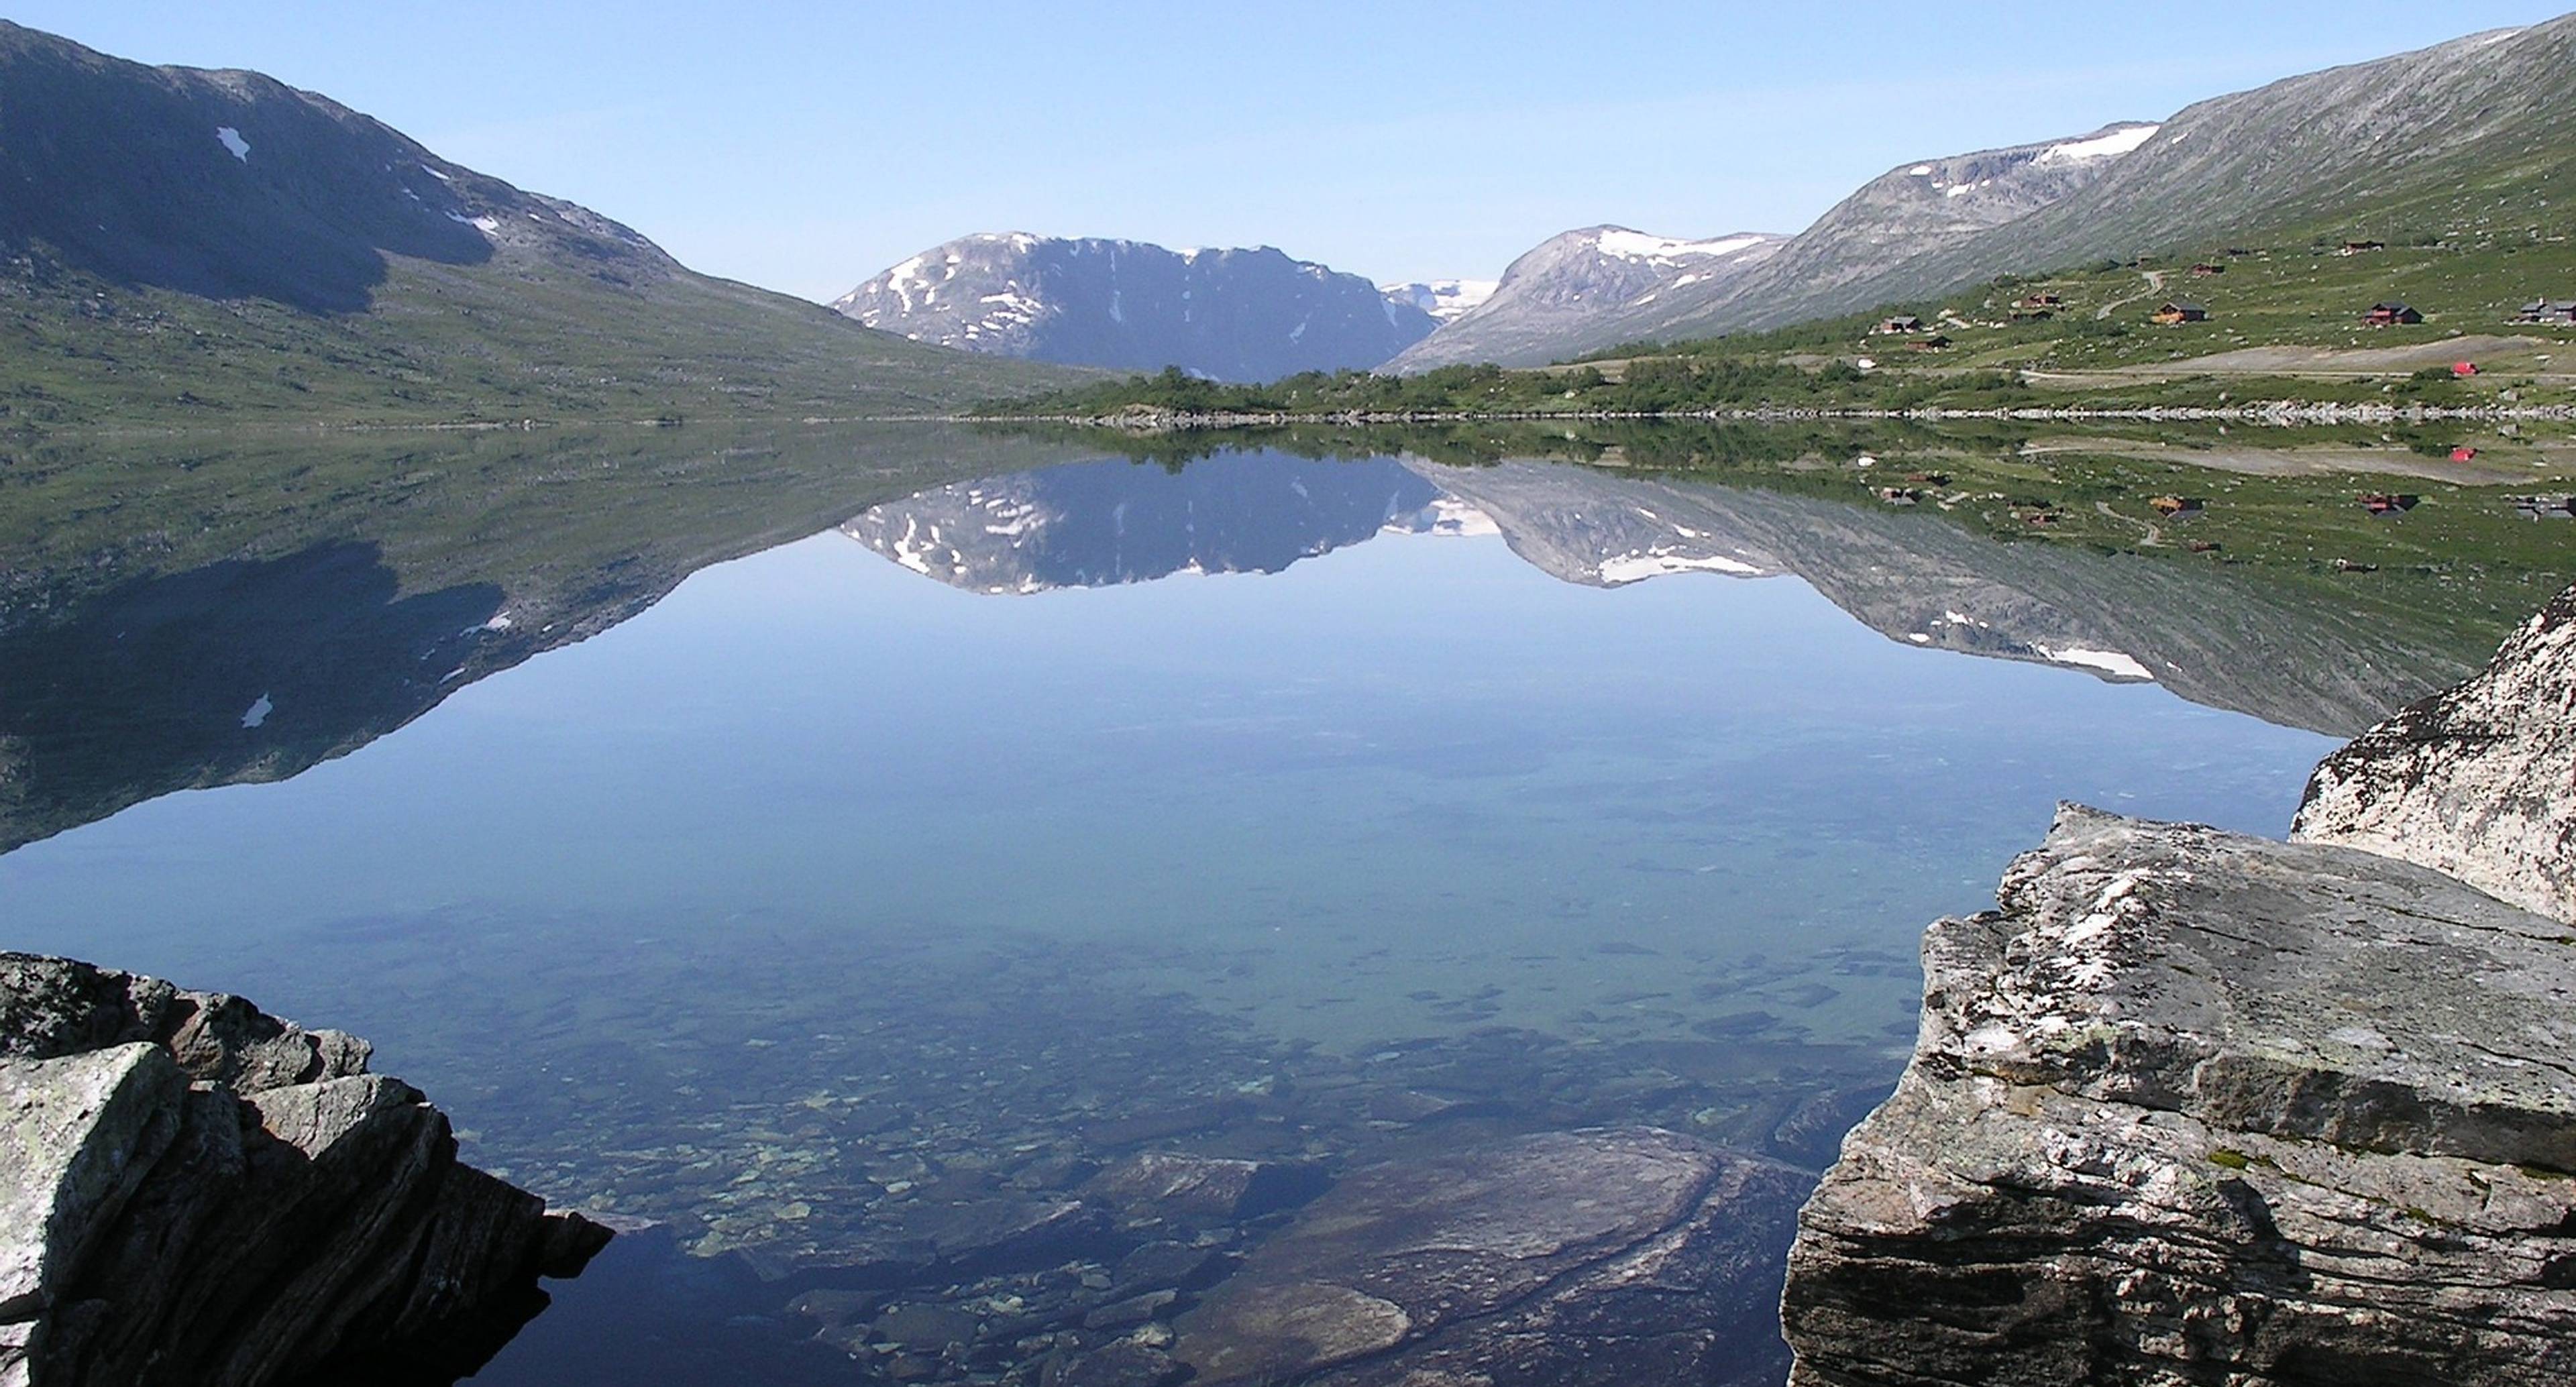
1782;586;2576;1384
0;955;608;1387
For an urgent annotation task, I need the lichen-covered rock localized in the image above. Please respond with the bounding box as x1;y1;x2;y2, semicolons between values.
1780;807;2576;1386
1176;1128;1808;1386
2294;583;2576;923
0;954;609;1387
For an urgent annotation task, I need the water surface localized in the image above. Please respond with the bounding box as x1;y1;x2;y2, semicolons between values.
0;442;2348;1382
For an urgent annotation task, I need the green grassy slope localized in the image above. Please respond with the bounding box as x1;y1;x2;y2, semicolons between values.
1;250;1089;429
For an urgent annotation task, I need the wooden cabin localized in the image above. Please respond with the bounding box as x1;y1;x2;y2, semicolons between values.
2517;299;2576;324
1909;333;1953;351
2190;263;2226;276
2149;496;2205;516
1874;315;1926;335
2363;302;2422;326
2152;300;2210;325
2339;239;2387;256
2361;492;2420;515
2015;293;2065;309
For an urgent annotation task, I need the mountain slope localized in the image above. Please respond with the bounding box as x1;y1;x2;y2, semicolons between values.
833;235;1435;382
0;21;1079;425
1658;17;2576;341
1387;227;1783;370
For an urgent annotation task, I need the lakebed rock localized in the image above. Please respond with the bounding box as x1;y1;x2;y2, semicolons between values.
1784;582;2576;1386
0;953;608;1387
1176;1127;1810;1386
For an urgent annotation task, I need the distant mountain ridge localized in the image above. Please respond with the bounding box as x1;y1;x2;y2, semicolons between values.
834;235;1437;382
1387;227;1785;370
0;21;1077;424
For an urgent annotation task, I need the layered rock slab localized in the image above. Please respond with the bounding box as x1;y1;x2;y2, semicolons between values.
1176;1127;1809;1386
1781;806;2576;1386
0;953;608;1387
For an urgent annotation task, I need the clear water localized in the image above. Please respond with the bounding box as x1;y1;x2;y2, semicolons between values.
0;447;2341;1382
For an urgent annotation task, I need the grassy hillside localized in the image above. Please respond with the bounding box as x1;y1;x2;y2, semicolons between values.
1;250;1087;429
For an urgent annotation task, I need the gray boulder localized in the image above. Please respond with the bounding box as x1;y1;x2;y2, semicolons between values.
0;954;608;1387
2295;584;2576;924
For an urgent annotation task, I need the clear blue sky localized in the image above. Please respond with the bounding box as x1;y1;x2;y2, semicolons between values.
14;2;2571;299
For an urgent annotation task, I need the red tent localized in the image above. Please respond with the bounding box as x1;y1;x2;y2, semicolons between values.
2453;361;2480;377
2452;446;2479;462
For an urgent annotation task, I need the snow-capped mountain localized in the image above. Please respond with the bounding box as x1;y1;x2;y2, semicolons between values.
1391;123;2157;369
1379;278;1500;323
832;235;1438;382
1385;227;1784;370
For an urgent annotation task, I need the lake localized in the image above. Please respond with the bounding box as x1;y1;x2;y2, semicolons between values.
0;433;2438;1384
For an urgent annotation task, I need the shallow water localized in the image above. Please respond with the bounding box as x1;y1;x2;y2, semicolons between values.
1;445;2341;1382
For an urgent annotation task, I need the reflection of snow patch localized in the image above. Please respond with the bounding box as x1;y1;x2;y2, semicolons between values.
1388;496;1501;539
447;211;502;233
1597;551;1764;584
215;127;250;161
240;694;272;728
2034;644;2155;681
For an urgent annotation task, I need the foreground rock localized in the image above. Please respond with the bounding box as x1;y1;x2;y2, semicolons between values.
1784;584;2576;1386
1176;1128;1809;1386
2294;585;2576;923
0;954;608;1387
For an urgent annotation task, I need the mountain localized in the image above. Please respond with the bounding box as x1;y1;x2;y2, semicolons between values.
1733;17;2576;335
839;452;1446;592
1604;123;2159;348
0;22;1079;426
1456;16;2576;363
833;235;1437;382
1386;227;1784;370
1393;123;2157;371
1379;278;1499;323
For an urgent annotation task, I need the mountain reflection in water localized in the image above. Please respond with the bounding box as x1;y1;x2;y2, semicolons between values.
0;427;2522;1385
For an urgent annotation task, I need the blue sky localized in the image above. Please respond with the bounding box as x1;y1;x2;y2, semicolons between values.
15;2;2572;299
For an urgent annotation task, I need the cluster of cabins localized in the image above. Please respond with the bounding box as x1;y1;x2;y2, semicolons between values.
1864;245;2570;346
1870;315;1952;350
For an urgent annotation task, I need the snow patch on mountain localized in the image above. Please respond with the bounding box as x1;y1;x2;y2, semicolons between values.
1594;229;1773;264
2034;123;2161;165
1380;278;1501;323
